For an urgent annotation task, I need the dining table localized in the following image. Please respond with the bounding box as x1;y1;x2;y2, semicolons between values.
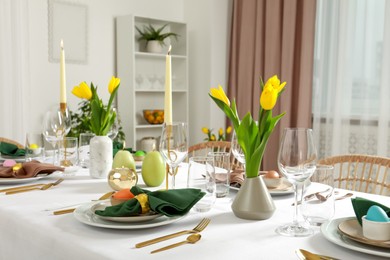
0;164;389;260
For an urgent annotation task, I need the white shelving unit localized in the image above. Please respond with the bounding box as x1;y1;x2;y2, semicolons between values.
116;15;188;150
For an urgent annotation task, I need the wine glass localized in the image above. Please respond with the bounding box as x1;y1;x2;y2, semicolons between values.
275;128;317;237
159;122;188;189
42;106;71;165
231;131;245;169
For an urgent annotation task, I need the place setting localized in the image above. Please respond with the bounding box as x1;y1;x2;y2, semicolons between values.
321;197;390;258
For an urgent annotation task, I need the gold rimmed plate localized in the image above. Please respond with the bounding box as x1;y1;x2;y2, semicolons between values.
338;218;390;249
91;201;162;223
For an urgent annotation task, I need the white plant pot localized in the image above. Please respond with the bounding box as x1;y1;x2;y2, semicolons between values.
146;40;163;53
89;135;113;179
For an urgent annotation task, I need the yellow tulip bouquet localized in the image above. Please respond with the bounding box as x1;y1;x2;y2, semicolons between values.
209;75;286;178
71;76;120;136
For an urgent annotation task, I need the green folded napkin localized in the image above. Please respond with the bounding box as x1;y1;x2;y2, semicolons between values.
351;197;390;225
95;186;205;218
0;142;25;156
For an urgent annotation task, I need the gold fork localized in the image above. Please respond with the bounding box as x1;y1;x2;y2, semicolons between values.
135;218;211;248
5;178;64;195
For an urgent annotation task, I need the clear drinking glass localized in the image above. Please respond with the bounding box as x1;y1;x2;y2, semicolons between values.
275;128;317;237
42;106;71;165
208;151;230;198
301;165;335;226
79;133;95;168
188;156;216;212
159;122;188;189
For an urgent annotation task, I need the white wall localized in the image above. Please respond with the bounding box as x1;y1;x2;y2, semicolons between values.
10;0;231;146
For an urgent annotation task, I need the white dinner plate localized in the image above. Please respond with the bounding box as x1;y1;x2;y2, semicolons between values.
321;217;390;258
230;178;294;196
91;201;162;223
73;201;185;229
0;176;45;185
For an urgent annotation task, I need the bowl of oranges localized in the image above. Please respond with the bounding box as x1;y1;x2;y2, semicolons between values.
143;109;164;124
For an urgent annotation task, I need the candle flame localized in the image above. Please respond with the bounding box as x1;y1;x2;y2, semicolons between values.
61;39;64;50
167;45;171;55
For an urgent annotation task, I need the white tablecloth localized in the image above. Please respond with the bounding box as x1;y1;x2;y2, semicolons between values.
0;167;388;260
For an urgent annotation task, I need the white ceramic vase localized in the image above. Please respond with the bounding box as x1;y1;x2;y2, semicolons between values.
89;135;113;179
231;175;276;220
146;40;163;53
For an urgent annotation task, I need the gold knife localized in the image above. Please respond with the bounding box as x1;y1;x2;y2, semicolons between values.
296;249;341;260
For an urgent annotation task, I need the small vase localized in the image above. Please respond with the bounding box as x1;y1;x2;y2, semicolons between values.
231;175;276;220
146;40;163;53
89;135;113;179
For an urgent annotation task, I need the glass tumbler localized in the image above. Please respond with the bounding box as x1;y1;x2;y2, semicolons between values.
301;165;335;226
188;156;216;212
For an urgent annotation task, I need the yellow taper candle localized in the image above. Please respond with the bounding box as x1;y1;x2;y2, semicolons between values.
164;45;172;125
60;39;67;107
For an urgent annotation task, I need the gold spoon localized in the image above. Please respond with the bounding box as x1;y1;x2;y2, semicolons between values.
150;234;201;254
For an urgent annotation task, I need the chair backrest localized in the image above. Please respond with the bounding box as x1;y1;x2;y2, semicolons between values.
188;141;243;170
318;154;390;196
0;137;24;149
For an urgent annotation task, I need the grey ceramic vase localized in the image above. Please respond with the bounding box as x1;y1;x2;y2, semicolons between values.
231;175;276;220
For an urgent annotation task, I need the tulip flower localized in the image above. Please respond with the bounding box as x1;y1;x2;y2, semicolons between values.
72;82;92;100
202;127;209;134
209;75;286;178
72;76;120;136
260;85;278;110
210;85;230;107
108;76;120;94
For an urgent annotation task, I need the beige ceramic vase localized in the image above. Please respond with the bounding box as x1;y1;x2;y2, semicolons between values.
231;175;276;220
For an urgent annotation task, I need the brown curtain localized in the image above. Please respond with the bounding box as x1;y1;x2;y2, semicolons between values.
228;0;317;170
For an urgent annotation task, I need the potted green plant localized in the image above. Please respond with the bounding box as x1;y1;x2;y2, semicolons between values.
135;24;179;53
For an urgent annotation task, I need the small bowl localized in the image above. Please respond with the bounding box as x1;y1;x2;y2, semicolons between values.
260;174;283;189
362;215;390;241
143;109;164;124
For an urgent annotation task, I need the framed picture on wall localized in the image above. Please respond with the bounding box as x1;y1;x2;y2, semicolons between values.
48;0;88;64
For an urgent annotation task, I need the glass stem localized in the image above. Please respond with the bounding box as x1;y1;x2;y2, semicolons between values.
293;182;304;225
170;166;177;189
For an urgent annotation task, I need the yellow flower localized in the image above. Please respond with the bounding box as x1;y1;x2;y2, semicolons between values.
219;128;223;136
210;134;216;141
210;85;230;107
72;82;92;100
226;126;232;134
260;85;278;110
108;76;120;94
264;75;286;93
260;75;286;110
202;127;209;134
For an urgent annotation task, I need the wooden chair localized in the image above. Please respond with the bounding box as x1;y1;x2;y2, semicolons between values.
318;154;390;196
188;141;243;171
0;137;24;149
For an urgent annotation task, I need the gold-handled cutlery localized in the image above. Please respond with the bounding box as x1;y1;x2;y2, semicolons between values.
296;249;341;260
5;178;64;195
0;183;45;193
52;191;115;215
136;218;210;248
150;234;201;254
292;192;353;206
